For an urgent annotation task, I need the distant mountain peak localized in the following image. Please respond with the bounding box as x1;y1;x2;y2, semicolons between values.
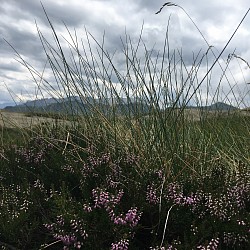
208;102;238;111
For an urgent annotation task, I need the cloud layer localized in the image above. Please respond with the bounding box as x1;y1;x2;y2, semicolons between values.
0;0;249;107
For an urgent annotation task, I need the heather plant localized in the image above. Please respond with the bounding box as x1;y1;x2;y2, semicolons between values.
1;2;250;249
0;134;249;249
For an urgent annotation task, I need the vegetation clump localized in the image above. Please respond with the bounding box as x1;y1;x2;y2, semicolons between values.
0;133;249;249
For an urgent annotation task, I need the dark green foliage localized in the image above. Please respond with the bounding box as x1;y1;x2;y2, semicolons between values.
0;132;249;249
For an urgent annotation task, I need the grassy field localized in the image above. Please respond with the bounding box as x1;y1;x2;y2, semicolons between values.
0;108;249;249
0;3;250;249
0;110;73;129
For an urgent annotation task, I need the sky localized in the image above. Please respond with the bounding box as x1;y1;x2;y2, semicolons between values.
0;0;250;108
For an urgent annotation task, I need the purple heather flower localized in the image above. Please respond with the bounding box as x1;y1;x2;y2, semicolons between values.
74;241;82;249
56;215;65;226
124;153;139;165
150;247;166;250
111;239;129;250
113;215;127;225
110;207;142;228
166;182;184;205
207;238;220;250
83;203;93;213
92;188;124;210
54;233;77;246
197;245;206;250
70;219;88;239
146;184;159;205
183;196;195;205
125;207;142;227
155;169;164;180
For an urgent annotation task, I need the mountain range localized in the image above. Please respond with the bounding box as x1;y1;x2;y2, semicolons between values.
186;102;239;111
2;96;150;115
2;97;239;115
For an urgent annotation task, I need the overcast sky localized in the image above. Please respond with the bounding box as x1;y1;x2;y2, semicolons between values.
0;0;249;108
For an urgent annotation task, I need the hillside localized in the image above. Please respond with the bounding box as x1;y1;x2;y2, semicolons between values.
3;97;150;116
3;98;239;116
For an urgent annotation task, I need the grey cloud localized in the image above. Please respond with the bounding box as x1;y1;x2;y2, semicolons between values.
0;63;22;73
0;0;249;106
2;0;85;28
2;28;42;57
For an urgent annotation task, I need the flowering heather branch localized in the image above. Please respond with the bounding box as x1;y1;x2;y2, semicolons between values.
15;147;45;165
111;239;129;250
92;188;124;210
0;184;32;220
109;207;142;228
146;184;160;204
44;215;88;249
197;237;220;250
125;207;142;227
80;153;112;182
165;182;184;205
222;231;249;247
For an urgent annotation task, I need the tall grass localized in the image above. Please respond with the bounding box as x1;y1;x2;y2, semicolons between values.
1;2;250;249
12;3;247;175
